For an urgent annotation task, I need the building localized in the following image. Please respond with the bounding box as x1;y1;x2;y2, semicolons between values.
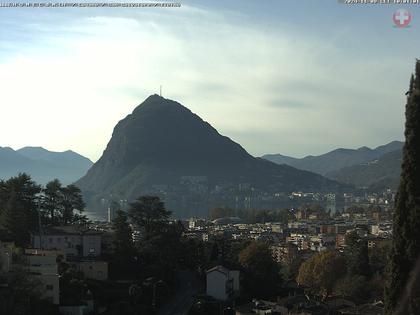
25;249;60;305
206;265;240;301
320;225;336;234
31;226;102;259
271;243;299;264
107;206;117;223
189;218;206;229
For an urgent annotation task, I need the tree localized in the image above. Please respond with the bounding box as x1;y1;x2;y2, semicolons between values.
41;180;86;225
239;241;281;299
334;275;369;303
127;196;186;285
345;231;370;278
41;179;63;225
0;266;42;315
296;251;346;297
112;210;134;255
369;240;391;275
385;60;420;314
0;173;41;246
128;196;171;239
60;184;85;224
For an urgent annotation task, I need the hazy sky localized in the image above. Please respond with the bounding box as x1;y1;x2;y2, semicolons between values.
0;0;419;162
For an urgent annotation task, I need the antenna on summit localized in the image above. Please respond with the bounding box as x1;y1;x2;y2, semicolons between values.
160;85;162;97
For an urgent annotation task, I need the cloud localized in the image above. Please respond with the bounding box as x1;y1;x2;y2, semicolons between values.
0;2;411;161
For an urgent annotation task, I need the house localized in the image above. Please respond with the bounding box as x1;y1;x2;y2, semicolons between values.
206;265;239;301
25;249;60;305
31;226;102;259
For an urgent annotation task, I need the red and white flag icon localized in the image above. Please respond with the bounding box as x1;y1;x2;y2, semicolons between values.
393;9;412;28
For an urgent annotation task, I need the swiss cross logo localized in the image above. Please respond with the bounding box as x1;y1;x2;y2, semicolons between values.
393;9;412;28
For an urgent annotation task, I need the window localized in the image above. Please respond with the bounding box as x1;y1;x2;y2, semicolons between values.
49;238;53;243
46;285;54;290
57;238;61;243
89;248;95;253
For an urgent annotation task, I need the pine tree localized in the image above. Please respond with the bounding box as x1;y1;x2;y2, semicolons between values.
0;174;41;246
385;60;420;314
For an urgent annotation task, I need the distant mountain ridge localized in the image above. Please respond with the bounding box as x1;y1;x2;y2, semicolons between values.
0;146;93;185
262;141;404;176
76;95;347;217
326;149;402;190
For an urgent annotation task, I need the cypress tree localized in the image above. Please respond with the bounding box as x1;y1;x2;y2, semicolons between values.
385;60;420;314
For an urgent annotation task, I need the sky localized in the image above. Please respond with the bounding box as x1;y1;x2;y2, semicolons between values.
0;0;419;162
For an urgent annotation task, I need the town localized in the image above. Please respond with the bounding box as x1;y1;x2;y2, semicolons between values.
0;177;394;315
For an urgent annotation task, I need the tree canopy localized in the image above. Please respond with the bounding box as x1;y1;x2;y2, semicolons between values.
239;241;281;299
296;251;346;297
0;174;87;246
344;231;370;278
0;173;41;246
385;60;420;314
41;179;86;225
112;210;134;255
128;196;171;239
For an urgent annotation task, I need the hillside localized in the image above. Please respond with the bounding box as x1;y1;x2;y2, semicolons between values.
326;149;402;189
262;141;403;175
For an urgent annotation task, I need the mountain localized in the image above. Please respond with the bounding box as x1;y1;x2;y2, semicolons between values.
0;146;93;185
326;149;402;190
261;153;300;166
262;141;404;176
76;95;346;217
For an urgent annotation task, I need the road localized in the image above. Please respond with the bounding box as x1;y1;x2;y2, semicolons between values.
157;270;204;315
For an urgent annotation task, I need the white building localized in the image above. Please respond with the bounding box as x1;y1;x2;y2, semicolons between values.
206;265;239;301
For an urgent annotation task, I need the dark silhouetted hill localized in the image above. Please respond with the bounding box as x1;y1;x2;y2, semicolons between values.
76;95;346;216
